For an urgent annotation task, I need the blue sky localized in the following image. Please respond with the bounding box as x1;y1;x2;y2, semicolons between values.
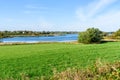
0;0;120;31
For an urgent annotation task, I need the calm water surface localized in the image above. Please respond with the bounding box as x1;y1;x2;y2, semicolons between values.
0;34;78;43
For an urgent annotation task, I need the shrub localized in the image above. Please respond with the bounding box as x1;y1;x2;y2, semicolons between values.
78;28;102;44
50;60;120;80
114;29;120;36
111;29;120;39
0;32;4;38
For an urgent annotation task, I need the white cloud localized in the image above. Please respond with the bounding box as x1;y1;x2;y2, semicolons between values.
0;17;55;31
23;5;48;14
19;18;54;31
25;5;48;10
24;10;32;14
37;19;54;31
88;0;117;17
75;0;120;31
2;18;14;22
23;10;47;14
76;0;118;21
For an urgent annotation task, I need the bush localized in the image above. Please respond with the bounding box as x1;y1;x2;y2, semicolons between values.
111;29;120;39
0;32;4;38
78;28;102;44
114;29;120;36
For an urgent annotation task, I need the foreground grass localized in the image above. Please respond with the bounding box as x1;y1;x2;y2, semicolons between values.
0;42;120;79
51;60;120;80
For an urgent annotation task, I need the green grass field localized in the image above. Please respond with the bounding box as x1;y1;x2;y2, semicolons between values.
0;42;120;79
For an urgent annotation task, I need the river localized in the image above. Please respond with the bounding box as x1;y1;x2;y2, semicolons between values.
0;34;78;43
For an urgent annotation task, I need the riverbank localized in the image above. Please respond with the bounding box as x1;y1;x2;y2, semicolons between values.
0;41;78;46
1;38;120;46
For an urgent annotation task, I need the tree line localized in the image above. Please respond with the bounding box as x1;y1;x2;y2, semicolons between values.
1;28;120;43
78;28;120;44
0;31;78;38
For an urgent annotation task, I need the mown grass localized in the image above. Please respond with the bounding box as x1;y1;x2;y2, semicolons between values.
0;42;120;79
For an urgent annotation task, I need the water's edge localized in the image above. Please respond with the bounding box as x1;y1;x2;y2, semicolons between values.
0;34;78;43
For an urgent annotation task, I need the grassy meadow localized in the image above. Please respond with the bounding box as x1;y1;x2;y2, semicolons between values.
0;42;120;79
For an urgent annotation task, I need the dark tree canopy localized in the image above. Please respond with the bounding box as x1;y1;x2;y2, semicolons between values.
78;28;102;44
114;29;120;37
0;32;4;38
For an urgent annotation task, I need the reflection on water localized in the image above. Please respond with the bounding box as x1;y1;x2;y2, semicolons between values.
1;34;78;43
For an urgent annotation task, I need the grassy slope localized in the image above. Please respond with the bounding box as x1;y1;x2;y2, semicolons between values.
0;42;120;79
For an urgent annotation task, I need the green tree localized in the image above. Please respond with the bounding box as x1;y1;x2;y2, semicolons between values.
111;29;120;39
0;32;4;38
114;29;120;36
78;28;102;44
0;32;4;42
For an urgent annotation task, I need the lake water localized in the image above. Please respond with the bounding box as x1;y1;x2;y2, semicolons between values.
0;34;78;43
